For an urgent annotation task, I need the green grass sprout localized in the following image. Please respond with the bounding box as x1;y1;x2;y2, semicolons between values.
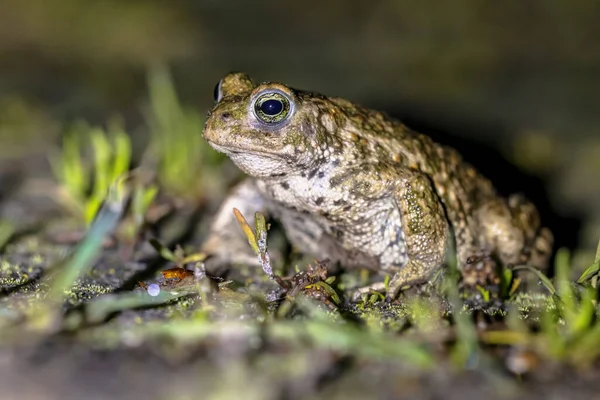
50;118;132;226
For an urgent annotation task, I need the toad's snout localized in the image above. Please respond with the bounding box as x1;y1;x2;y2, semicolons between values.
203;110;231;143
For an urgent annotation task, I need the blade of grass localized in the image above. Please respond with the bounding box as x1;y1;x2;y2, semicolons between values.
233;208;259;254
255;212;268;253
512;265;556;295
83;286;196;325
254;212;273;277
48;175;130;301
578;238;600;284
577;261;600;284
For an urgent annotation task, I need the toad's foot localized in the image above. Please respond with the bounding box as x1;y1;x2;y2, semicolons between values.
350;282;388;303
349;265;436;303
350;280;434;304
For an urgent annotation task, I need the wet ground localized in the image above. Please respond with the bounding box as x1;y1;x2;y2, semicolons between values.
0;154;599;400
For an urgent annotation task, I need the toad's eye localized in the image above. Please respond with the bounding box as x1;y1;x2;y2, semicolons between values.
213;80;223;102
253;92;291;124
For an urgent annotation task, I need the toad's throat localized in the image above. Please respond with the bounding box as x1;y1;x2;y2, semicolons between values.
208;142;295;178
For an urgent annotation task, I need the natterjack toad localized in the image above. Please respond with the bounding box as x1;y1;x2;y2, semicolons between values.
201;72;553;302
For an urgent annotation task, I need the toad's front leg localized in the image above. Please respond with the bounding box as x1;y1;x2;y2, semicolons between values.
201;178;269;274
384;171;451;301
352;170;450;302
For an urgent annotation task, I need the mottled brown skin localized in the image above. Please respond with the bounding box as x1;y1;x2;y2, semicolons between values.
201;72;553;302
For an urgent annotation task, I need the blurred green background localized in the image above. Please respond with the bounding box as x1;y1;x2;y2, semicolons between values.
0;0;598;265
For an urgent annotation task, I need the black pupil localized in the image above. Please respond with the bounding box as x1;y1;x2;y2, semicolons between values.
260;99;283;116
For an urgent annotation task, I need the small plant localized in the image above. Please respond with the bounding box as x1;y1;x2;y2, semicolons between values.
50;118;132;226
49;116;163;250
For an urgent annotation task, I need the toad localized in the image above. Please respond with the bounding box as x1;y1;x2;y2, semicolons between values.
200;72;553;302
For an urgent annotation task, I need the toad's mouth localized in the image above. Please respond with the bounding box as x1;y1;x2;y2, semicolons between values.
207;142;295;177
207;142;285;161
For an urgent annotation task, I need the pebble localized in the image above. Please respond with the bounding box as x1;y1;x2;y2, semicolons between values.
147;283;160;296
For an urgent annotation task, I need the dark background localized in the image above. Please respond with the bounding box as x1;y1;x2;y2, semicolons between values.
1;0;598;268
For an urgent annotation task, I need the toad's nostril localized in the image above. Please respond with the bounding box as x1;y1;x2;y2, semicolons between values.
220;112;231;120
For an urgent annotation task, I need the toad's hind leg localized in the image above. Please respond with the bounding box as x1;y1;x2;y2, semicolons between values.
472;194;553;296
475;194;553;269
506;194;553;270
